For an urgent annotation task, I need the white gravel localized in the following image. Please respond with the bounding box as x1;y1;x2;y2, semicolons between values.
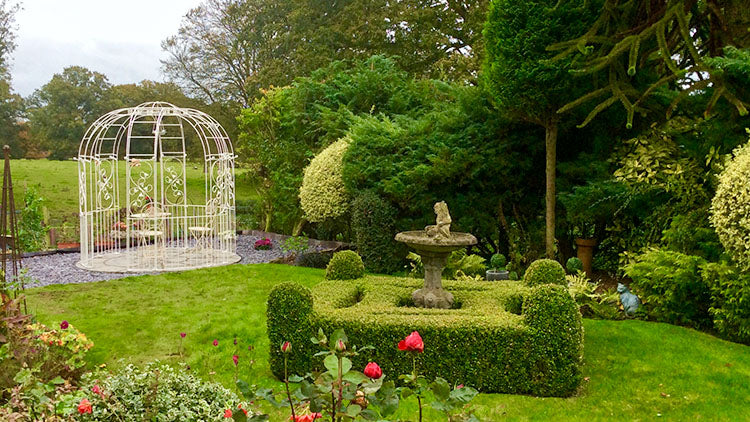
22;234;329;288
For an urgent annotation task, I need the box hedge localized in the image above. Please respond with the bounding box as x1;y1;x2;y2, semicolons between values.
267;276;583;396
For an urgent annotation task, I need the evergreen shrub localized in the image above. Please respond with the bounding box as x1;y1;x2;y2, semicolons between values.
266;276;584;396
351;191;404;274
325;250;365;280
711;140;750;269
299;137;351;223
523;259;566;287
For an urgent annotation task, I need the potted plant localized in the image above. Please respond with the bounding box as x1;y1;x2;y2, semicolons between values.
559;180;628;277
56;222;80;250
486;253;509;281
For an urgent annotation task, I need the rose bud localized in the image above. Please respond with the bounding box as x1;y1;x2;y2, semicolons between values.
281;341;292;353
363;362;382;379
335;339;346;352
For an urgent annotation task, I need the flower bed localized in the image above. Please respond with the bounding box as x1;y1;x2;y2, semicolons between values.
267;276;584;397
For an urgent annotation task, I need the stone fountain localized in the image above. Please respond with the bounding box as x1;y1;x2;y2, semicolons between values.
395;201;477;309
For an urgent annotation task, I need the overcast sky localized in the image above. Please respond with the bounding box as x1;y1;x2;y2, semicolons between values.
10;0;204;97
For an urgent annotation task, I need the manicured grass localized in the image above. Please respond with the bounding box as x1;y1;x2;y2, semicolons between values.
25;264;750;421
10;159;256;233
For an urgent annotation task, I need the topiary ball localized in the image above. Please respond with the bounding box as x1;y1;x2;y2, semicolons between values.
524;259;566;287
490;253;507;270
326;250;365;280
711;140;750;270
565;257;583;274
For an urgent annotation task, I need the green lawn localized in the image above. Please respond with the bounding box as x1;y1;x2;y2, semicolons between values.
10;159;257;233
25;264;750;421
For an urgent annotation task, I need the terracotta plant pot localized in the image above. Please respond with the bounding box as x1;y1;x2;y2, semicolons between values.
57;242;80;250
575;237;598;276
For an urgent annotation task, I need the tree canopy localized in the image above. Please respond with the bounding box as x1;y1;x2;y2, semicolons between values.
162;0;489;107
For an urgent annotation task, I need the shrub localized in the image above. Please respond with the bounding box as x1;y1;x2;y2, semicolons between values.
18;187;48;252
78;362;246;421
266;276;584;396
701;261;750;345
299;137;351;223
266;282;316;379
325;250;365;280
522;284;584;396
351;191;404;274
490;253;507;270
565;257;583;274
295;250;334;269
523;259;566;287
711;139;750;269
443;249;486;279
624;249;712;329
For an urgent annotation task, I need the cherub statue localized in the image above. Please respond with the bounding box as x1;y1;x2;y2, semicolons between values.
425;201;451;240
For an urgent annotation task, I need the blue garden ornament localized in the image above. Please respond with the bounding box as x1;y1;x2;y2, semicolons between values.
617;283;640;315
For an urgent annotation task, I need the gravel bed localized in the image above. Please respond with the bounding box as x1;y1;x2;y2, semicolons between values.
22;234;330;288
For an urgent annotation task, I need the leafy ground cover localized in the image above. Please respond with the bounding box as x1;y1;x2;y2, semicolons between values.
24;264;750;421
9;159;257;229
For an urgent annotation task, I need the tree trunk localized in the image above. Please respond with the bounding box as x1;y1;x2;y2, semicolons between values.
545;121;558;258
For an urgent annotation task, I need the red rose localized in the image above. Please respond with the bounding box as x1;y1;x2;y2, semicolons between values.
92;384;103;396
363;362;382;379
397;331;424;353
77;398;93;414
281;341;292;353
232;354;239;366
290;413;323;422
60;320;69;330
224;409;232;418
213;339;219;347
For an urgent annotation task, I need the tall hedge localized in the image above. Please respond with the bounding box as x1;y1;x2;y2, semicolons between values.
266;276;584;396
351;191;404;274
266;282;316;379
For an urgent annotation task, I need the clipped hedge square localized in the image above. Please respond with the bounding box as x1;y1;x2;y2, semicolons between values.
267;276;583;396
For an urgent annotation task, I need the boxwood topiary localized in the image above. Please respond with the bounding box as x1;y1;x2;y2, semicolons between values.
266;275;584;396
266;282;316;379
522;284;584;395
566;257;583;274
490;253;507;270
524;259;566;287
325;250;365;280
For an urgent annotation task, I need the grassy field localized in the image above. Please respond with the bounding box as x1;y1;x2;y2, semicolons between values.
25;264;750;421
9;159;257;234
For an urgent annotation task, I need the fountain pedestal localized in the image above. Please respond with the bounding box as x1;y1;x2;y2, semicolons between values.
412;249;454;308
395;230;477;309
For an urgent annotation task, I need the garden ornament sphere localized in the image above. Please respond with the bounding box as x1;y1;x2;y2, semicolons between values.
76;102;239;272
395;201;477;309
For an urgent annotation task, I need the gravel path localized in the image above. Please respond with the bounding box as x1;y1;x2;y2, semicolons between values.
22;234;330;288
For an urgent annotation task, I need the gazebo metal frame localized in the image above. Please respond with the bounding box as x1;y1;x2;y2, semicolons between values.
76;102;239;272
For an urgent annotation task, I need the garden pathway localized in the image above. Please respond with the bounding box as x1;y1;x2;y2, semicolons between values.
22;233;332;287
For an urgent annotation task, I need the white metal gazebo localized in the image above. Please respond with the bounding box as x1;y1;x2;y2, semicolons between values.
76;102;239;272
